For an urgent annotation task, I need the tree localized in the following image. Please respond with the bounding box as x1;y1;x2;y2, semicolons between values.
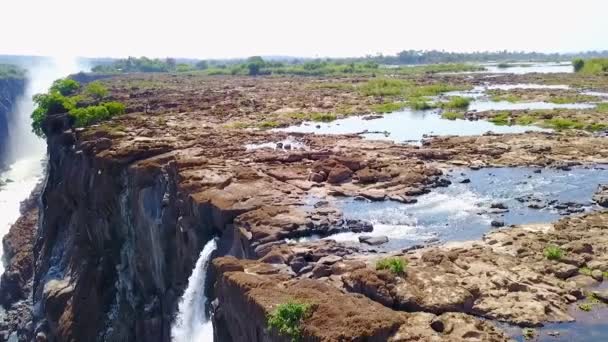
246;56;265;76
195;60;208;70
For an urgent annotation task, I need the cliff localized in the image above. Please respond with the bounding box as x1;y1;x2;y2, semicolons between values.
0;75;26;168
23;72;608;342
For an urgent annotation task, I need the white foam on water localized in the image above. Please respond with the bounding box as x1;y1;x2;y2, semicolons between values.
172;239;217;342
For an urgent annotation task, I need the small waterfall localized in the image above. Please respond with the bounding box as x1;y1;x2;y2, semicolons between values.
172;239;218;341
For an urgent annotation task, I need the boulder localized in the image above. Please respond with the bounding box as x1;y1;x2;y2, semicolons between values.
359;235;389;246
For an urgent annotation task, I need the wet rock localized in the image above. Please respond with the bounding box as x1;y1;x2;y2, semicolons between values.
490;203;509;210
491;220;505;228
459;178;471;184
308;171;326;183
593;290;608;303
567;275;599;288
591;269;604;281
592;184;608;207
359;235;389;246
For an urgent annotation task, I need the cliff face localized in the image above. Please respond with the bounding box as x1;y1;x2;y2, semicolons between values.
32;115;213;341
0;77;26;168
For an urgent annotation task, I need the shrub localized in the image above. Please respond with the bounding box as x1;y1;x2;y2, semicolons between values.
51;78;80;96
102;101;126;116
543;245;564;261
441;111;464;120
69;106;112;127
247;56;265;76
497;63;512;69
85;81;108;100
572;59;585;72
575;58;608;75
376;257;407;275
441;96;470;109
267;301;312;341
31;92;76;136
515;115;536;125
597;103;608;113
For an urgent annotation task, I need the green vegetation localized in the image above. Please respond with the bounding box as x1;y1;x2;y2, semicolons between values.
31;78;125;137
371;102;406;113
441;96;470;109
441;111;465;120
578;303;593;312
287;112;338;122
497;63;512;69
84;81;109;100
514;115;537;125
488;112;511;125
376;257;407;275
572;58;585;72
359;79;411;96
543;245;564;261
543;118;585;130
597;103;608;112
490;93;521;103
579;267;593;276
408;98;436;110
522;328;536;340
258;120;282;129
549;94;598;104
267;301;312;342
573;58;608;75
0;64;25;79
92;57;177;73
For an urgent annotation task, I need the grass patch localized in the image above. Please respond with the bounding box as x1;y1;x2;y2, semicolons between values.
441;111;465;120
225;121;250;129
514;115;537;125
407;98;436;110
543;118;585;130
488;112;511;125
579;267;593;276
371;102;406;113
359;78;412;96
441;96;470;109
376;257;407;275
549;95;598;104
311;113;337;122
596;103;608;112
543;245;564;261
586;122;608;132
258;120;282;129
404;84;466;98
267;301;312;342
490;93;521;103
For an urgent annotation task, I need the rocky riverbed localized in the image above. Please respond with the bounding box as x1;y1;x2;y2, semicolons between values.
2;70;608;341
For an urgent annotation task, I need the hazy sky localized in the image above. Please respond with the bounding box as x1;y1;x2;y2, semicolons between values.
2;0;607;59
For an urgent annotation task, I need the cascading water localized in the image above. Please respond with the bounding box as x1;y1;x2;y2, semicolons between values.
0;57;82;274
172;239;218;341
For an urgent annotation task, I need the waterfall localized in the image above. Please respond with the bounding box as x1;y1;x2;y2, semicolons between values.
0;57;82;274
172;239;218;341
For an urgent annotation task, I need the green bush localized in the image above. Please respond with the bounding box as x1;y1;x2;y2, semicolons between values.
543;245;564;261
85;81;108;100
69;106;112;127
514;115;536;125
247;56;265;76
51;78;80;96
267;301;311;342
572;59;585;72
441;96;470;109
376;257;407;275
441;111;465;120
544;118;584;130
575;58;608;75
195;60;209;70
102;101;126;116
489;112;511;126
31;92;76;136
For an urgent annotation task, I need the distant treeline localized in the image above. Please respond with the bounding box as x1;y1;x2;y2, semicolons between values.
360;50;608;65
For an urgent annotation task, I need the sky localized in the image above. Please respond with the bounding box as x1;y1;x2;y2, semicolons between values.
2;0;607;59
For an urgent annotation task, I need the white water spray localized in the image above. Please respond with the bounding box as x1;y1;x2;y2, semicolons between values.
172;239;218;341
0;56;82;274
